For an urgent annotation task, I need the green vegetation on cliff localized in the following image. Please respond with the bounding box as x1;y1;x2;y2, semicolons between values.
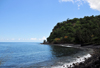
47;15;100;44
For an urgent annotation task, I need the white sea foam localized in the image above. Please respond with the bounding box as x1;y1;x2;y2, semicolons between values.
61;45;72;47
51;54;91;68
66;45;73;47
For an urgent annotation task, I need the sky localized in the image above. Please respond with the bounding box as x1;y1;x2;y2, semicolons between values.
0;0;100;42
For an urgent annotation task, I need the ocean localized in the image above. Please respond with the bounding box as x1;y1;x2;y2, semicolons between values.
0;42;92;68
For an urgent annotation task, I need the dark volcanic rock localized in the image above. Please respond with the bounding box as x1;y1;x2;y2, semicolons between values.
72;48;100;68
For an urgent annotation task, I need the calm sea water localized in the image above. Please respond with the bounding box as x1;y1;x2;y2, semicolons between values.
0;42;83;67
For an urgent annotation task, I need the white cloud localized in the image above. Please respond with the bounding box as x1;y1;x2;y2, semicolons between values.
78;4;80;9
59;0;83;9
59;0;100;11
42;36;46;40
27;39;29;40
86;0;100;11
7;39;9;40
11;38;15;40
39;36;46;41
59;0;74;2
1;37;46;41
39;39;42;40
30;38;37;40
18;38;21;40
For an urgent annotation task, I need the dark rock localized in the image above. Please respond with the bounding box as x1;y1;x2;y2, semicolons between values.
73;49;100;68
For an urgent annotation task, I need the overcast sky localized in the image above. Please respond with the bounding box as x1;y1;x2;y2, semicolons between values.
0;0;100;42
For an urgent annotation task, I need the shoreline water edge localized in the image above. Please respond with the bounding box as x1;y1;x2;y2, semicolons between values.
40;43;100;68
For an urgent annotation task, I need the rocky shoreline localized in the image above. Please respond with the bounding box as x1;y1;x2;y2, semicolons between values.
61;45;100;68
41;43;100;68
71;48;100;68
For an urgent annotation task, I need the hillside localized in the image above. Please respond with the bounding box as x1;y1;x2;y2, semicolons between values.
47;15;100;45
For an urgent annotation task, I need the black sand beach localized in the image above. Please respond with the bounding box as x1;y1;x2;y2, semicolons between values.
41;44;100;68
71;45;100;68
16;44;100;68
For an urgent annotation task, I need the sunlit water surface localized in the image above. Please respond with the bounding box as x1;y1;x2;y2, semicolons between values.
0;42;89;68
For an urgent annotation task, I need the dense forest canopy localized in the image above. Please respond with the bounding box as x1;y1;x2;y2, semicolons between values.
47;15;100;44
